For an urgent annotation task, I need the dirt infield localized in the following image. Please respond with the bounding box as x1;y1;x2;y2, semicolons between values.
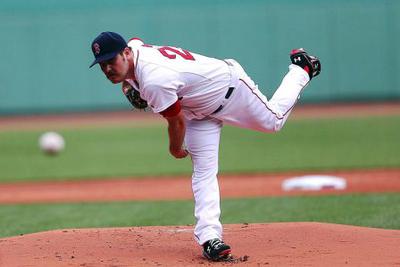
1;223;400;267
0;169;399;204
0;168;400;266
1;102;400;131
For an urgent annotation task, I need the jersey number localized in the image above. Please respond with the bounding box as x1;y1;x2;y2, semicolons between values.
158;46;195;61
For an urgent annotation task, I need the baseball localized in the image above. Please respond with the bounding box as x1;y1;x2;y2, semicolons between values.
39;132;65;155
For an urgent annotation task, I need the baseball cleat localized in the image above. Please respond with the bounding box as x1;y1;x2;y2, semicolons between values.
202;238;232;261
290;48;321;80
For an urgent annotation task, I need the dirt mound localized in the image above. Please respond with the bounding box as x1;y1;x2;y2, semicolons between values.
1;223;399;267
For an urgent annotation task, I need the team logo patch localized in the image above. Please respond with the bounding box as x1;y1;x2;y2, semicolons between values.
93;43;101;55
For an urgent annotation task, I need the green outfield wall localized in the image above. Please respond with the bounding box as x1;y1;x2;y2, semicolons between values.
0;0;399;115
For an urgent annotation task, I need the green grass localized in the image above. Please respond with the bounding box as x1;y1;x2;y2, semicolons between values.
221;115;400;173
0;127;190;182
1;193;399;238
0;116;399;182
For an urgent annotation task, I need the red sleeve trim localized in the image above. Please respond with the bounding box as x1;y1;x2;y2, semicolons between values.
128;37;144;42
160;100;181;118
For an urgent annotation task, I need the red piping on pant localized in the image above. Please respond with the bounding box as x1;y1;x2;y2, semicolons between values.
239;78;307;120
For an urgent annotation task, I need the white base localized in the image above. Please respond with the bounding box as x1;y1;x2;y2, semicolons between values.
282;175;347;191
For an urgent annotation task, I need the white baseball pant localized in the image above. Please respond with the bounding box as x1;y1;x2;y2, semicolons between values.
185;60;310;245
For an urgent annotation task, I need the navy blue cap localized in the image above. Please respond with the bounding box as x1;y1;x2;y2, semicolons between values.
89;32;127;68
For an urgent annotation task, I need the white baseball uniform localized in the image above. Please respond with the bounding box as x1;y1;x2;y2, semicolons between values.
126;39;309;245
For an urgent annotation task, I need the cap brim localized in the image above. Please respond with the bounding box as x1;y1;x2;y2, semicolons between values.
89;51;119;68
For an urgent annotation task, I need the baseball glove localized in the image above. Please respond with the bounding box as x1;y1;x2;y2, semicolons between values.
122;81;148;110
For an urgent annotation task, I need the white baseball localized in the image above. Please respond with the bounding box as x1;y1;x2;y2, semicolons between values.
39;132;65;155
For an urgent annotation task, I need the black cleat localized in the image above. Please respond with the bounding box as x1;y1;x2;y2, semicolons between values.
202;238;232;261
290;48;321;80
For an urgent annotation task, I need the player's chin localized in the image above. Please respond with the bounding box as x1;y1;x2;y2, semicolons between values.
108;76;123;84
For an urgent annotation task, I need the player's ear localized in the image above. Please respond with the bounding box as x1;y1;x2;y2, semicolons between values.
123;47;132;56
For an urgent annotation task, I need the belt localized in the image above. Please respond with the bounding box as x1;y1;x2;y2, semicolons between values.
211;86;235;114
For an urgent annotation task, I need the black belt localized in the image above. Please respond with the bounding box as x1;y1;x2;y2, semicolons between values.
211;87;235;114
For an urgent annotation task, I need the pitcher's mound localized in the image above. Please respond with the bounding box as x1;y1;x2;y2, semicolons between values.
1;222;399;266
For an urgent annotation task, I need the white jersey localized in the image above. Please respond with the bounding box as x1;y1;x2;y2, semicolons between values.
126;39;232;120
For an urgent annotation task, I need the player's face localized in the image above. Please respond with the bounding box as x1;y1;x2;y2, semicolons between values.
99;53;129;84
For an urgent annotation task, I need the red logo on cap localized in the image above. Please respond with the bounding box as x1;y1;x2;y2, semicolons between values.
93;43;101;55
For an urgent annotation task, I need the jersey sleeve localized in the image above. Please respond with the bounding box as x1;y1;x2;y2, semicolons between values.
159;100;181;117
141;65;183;113
127;37;144;50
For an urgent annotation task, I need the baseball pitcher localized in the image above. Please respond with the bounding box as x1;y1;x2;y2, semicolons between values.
89;32;321;261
